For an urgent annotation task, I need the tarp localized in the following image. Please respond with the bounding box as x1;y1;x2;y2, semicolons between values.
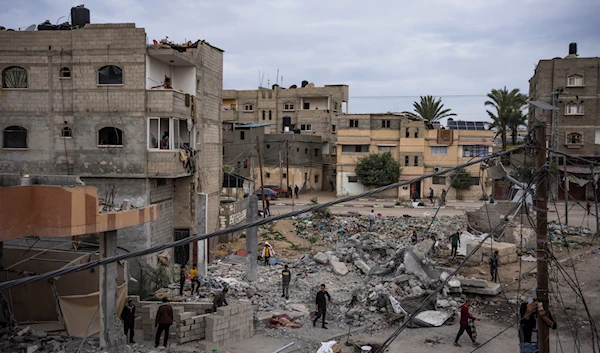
58;283;127;337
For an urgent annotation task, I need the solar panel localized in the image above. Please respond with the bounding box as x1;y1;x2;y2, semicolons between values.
447;121;487;130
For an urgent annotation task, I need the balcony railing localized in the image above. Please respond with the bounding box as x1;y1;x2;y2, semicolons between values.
147;150;192;177
147;90;193;119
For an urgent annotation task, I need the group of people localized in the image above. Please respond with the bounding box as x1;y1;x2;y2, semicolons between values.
179;263;201;296
412;187;447;206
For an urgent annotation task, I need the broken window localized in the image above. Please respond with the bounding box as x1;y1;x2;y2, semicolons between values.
405;128;410;138
61;126;73;138
414;128;419;138
266;172;271;178
98;127;123;146
284;102;294;110
3;126;27;149
60;67;71;78
98;65;123;85
2;66;28;88
567;132;582;144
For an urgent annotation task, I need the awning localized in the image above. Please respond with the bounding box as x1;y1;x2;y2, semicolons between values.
376;144;397;147
559;165;597;174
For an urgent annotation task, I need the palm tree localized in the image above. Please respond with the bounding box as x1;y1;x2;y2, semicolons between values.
508;109;527;145
485;87;527;150
406;96;456;124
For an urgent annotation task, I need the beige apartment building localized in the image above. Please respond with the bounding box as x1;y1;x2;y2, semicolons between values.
336;114;495;200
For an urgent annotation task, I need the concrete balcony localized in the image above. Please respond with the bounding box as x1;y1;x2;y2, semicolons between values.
147;150;192;177
222;109;238;122
146;89;193;119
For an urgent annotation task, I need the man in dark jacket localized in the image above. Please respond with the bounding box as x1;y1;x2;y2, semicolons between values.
120;299;136;343
179;265;186;296
213;287;229;313
449;232;460;258
490;250;500;283
281;265;291;300
454;299;480;347
519;293;557;353
154;298;173;348
313;284;331;329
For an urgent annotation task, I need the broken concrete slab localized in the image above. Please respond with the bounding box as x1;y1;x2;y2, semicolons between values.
26;345;38;353
459;278;487;288
462;282;502;296
354;259;372;275
330;260;349;276
403;250;440;284
410;310;454;328
313;252;329;264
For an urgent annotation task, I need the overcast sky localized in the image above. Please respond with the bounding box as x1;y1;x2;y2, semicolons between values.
2;0;599;123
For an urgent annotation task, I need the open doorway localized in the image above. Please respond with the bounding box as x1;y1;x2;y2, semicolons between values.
410;181;421;200
174;229;190;266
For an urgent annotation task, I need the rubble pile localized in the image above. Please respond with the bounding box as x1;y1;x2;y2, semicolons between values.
0;327;74;353
548;221;595;239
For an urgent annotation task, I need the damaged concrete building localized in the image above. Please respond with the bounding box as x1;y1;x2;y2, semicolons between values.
0;22;223;291
222;82;349;190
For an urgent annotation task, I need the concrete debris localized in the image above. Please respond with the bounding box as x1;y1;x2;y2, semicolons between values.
312;252;330;265
461;281;502;296
410;310;454;328
330;260;349;276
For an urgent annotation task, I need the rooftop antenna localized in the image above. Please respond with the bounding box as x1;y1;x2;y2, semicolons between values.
276;69;279;86
259;72;265;87
281;75;283;87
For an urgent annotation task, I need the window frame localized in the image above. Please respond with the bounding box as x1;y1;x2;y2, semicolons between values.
566;132;583;145
349;119;359;128
314;148;320;157
404;156;409;166
565;103;584;116
413;155;419;166
283;102;294;111
382;119;391;128
314;175;319;183
59;67;71;79
2;125;28;149
567;75;584;87
462;145;489;157
432;176;446;185
147;117;184;150
300;124;312;131
98;126;124;147
61;126;73;139
470;177;480;186
243;103;254;111
348;175;359;183
1;66;28;89
97;65;123;85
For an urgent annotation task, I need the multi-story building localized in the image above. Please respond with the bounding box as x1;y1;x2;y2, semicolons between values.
222;123;324;193
222;82;348;189
529;43;599;200
336;114;495;200
0;22;223;287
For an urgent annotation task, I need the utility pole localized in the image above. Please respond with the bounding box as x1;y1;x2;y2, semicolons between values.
535;121;550;353
245;196;258;281
286;139;294;211
255;136;266;217
279;149;283;197
563;155;569;225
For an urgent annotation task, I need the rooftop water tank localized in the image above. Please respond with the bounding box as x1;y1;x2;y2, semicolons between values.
38;20;58;31
301;80;308;88
71;5;90;28
569;42;577;55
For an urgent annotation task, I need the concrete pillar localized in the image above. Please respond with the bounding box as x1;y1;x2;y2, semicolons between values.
246;196;258;281
197;193;208;276
99;230;125;351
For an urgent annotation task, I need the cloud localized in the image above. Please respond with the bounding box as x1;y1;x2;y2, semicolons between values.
1;0;599;122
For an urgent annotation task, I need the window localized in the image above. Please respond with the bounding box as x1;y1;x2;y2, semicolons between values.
296;148;299;152
414;156;419;166
266;144;271;149
98;127;123;146
378;146;394;154
430;146;448;155
432;176;446;185
304;172;308;180
567;75;584;87
414;127;419;138
243;103;253;111
341;145;368;153
567;132;582;144
305;148;308;154
334;102;338;111
405;128;410;138
462;145;489;157
98;65;123;85
262;111;265;120
3;126;27;149
148;117;186;150
303;102;310;110
314;148;320;157
301;124;312;131
348;175;359;183
470;177;480;186
2;66;28;88
266;172;271;178
565;103;583;115
61;126;73;138
240;131;245;140
269;110;272;120
314;175;319;183
284;102;294;110
59;67;71;78
349;119;359;128
405;156;409;166
282;173;287;179
332;146;337;155
332;124;336;132
381;120;391;128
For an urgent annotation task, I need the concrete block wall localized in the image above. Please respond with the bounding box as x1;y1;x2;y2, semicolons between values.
198;301;254;352
147;151;190;176
466;241;518;265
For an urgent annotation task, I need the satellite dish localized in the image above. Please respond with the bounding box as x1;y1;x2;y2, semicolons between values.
25;24;36;31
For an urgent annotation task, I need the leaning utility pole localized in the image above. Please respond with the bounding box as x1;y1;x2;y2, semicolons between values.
255;136;266;217
285;139;294;211
535;121;550;353
563;156;569;225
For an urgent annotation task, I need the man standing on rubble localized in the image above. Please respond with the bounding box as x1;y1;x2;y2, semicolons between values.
490;250;500;283
213;287;229;312
154;298;173;348
368;210;377;231
454;299;480;347
262;242;275;266
428;187;434;204
449;232;460;258
179;265;186;296
281;265;291;300
121;299;136;344
313;284;331;329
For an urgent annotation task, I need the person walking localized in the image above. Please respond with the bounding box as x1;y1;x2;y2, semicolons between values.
265;197;271;217
449;232;460;258
262;242;275;266
587;202;592;215
454;299;480;347
440;189;447;206
287;186;293;198
330;180;335;192
281;265;291;300
190;263;201;295
178;265;186;296
154;298;173;348
368;210;376;231
213;287;229;312
120;299;136;344
428;187;434;204
519;291;557;353
313;284;331;329
490;250;500;283
411;230;418;245
294;185;299;199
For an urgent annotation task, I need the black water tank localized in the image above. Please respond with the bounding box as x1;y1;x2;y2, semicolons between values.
272;84;279;90
71;5;90;28
569;42;577;55
301;80;308;88
282;116;291;127
38;21;58;31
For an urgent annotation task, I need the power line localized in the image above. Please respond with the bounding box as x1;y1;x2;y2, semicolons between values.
350;94;490;99
0;145;526;292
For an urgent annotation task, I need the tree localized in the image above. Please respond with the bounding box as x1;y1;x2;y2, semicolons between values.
450;168;473;200
485;87;527;151
355;152;401;187
508;109;527;145
406;95;456;124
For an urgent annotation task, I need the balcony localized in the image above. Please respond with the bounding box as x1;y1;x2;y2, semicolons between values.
222;109;238;122
146;89;193;119
147;150;192;177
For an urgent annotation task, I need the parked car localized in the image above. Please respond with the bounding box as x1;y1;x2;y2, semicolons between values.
255;188;278;200
264;184;289;197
